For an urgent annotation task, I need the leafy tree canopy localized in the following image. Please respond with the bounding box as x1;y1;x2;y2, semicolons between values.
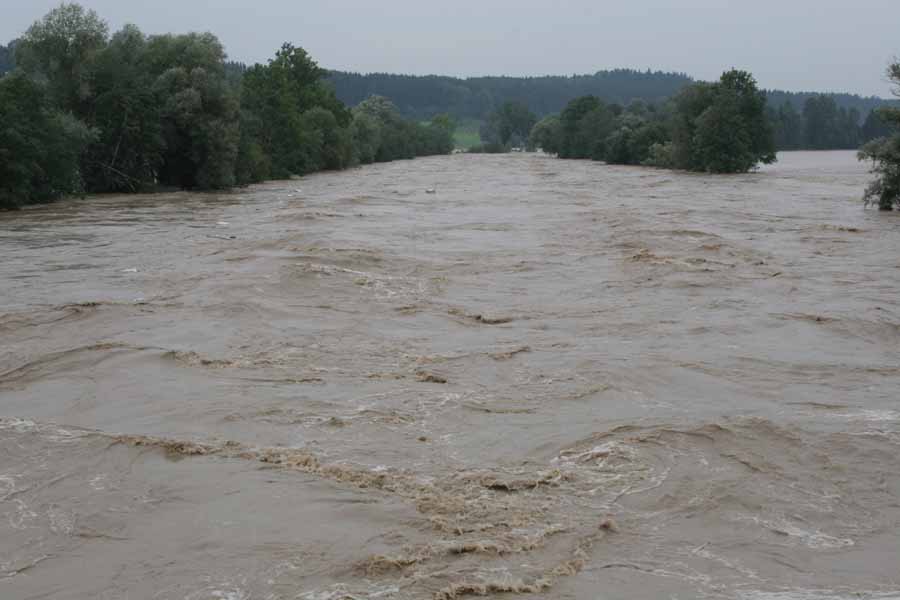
544;70;776;174
0;72;95;209
1;3;454;209
859;62;900;210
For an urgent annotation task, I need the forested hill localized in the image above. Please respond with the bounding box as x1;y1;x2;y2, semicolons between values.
327;69;897;121
327;70;694;119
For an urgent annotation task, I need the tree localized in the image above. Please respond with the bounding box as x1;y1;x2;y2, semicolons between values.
0;72;94;208
420;113;456;155
529;115;562;153
299;106;354;171
350;111;382;165
858;61;900;210
692;93;754;172
603;114;668;165
671;70;775;173
148;33;241;189
840;107;861;149
355;95;409;160
547;70;775;172
859;133;900;210
558;95;616;159
579;105;619;160
353;95;452;161
355;94;402;124
84;24;164;192
327;69;898;149
430;113;456;140
234;108;271;183
771;100;804;150
481;101;536;148
239;43;352;177
2;3;454;208
803;95;838;149
862;108;892;143
17;3;108;117
327;69;696;121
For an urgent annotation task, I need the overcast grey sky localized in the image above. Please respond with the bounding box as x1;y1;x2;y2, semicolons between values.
3;0;898;97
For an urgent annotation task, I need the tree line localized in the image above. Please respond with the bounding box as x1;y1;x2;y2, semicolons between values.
525;69;775;174
326;69;898;152
327;69;694;121
515;63;900;208
0;4;454;209
768;96;892;150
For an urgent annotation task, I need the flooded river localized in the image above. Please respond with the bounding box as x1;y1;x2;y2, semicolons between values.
1;151;899;599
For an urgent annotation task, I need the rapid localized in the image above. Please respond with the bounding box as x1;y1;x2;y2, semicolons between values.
1;151;899;599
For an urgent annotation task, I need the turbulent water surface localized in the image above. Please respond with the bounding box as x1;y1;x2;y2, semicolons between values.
1;151;899;600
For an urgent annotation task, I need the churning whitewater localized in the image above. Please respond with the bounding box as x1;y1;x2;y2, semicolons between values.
1;152;899;599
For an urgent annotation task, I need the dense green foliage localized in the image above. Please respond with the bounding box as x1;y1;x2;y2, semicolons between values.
239;42;352;181
528;115;562;154
859;63;900;210
862;108;893;142
328;69;693;121
479;101;537;149
0;4;453;209
670;70;776;172
768;96;867;150
0;72;94;209
558;95;618;159
766;90;900;150
4;3;896;209
542;70;776;174
328;69;897;151
15;4;109;118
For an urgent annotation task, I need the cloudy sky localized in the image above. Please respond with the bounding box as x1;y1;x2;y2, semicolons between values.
3;0;898;97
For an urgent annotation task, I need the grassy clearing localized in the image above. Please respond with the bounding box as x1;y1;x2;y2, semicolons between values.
453;119;482;150
420;118;482;150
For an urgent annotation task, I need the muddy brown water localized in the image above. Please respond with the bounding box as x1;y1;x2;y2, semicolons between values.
1;151;899;600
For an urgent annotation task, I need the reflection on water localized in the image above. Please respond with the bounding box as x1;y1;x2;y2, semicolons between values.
1;151;899;599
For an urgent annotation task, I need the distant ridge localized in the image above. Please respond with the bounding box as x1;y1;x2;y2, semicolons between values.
326;69;898;121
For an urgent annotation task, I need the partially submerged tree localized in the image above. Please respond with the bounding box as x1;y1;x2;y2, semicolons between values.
670;70;776;173
859;61;900;210
480;101;536;149
352;95;452;161
539;70;775;173
529;115;562;153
